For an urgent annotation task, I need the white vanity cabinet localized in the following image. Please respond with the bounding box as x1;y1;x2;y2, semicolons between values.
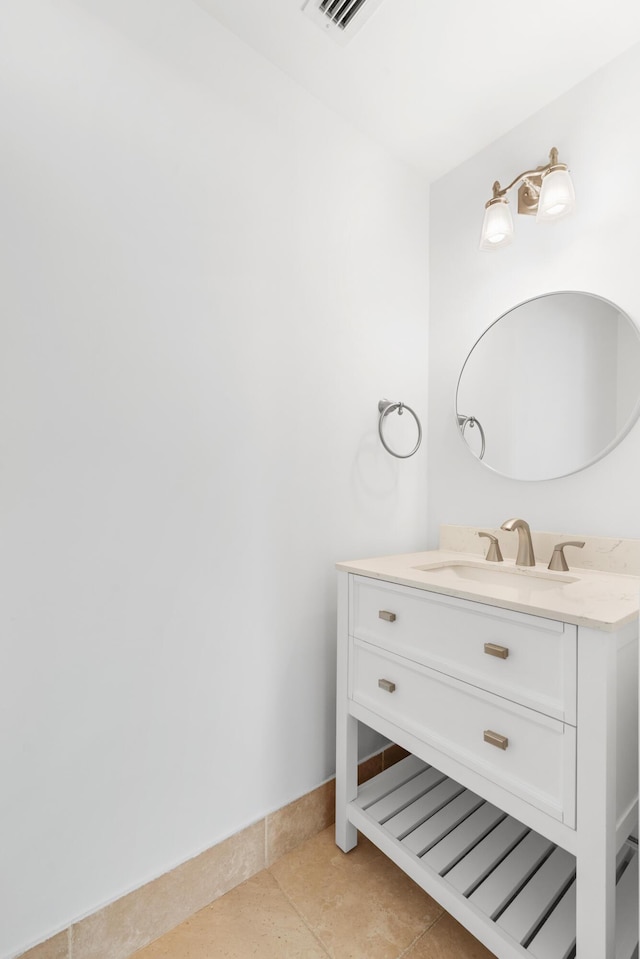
335;570;639;959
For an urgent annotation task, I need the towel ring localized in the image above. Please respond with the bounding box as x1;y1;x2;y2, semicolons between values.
378;399;422;459
458;414;486;460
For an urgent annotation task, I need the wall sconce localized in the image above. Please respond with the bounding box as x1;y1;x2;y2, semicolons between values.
480;147;575;251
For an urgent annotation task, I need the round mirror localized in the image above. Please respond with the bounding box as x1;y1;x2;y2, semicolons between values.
456;291;640;481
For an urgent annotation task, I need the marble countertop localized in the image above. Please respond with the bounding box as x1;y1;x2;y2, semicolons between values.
336;549;640;631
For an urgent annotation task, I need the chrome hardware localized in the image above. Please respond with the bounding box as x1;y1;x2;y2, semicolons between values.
478;532;503;563
457;414;486;460
548;540;585;572
378;610;396;622
484;642;509;659
500;517;535;566
484;730;509;750
378;679;396;693
378;399;422;459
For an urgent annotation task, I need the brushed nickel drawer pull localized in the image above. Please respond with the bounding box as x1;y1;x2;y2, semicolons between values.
484;642;509;659
379;610;396;622
484;729;509;750
378;678;396;693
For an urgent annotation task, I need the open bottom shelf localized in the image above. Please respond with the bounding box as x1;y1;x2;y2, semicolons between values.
347;755;638;959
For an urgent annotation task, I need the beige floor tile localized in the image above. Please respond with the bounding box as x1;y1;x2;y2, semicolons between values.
73;821;265;959
357;752;384;785
17;930;68;959
382;744;410;770
404;913;497;959
267;780;336;867
270;826;443;959
131;870;328;959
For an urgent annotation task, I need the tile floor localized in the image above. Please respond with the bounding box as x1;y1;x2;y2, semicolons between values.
132;826;496;959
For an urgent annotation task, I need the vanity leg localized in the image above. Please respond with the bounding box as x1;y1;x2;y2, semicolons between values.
336;571;357;852
335;713;358;851
575;626;617;958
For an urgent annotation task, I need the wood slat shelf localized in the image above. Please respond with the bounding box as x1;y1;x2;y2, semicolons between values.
349;756;638;959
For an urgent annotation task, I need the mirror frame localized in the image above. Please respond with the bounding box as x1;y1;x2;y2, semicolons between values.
455;290;640;481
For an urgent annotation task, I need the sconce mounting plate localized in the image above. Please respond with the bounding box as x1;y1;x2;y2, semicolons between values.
517;171;544;215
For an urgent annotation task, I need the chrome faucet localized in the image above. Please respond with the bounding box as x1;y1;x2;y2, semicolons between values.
500;517;536;566
548;540;585;571
478;531;503;563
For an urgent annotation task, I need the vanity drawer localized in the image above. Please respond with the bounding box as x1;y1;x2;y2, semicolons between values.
350;576;576;723
350;640;576;826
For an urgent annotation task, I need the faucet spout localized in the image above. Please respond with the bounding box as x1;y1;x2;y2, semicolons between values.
500;518;536;567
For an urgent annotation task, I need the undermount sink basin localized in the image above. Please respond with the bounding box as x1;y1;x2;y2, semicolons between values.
413;561;579;591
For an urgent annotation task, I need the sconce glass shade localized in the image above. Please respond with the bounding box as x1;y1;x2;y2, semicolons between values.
479;198;513;250
536;167;575;221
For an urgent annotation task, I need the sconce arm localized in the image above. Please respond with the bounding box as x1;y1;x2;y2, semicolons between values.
491;149;563;199
493;168;544;198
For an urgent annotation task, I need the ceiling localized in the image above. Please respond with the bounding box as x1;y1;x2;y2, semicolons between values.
192;0;640;181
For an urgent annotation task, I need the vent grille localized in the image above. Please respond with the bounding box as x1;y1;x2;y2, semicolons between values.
302;0;386;44
319;0;369;30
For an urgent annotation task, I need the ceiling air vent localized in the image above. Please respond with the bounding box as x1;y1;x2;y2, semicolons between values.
302;0;387;44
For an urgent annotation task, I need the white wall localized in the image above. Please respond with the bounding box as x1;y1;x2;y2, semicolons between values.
428;42;640;543
0;2;429;955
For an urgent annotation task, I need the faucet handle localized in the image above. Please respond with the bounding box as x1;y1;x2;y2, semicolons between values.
548;541;585;572
478;532;503;563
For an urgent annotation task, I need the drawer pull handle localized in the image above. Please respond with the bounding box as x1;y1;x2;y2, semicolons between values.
378;678;396;693
484;643;509;659
378;610;397;622
484;730;509;750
